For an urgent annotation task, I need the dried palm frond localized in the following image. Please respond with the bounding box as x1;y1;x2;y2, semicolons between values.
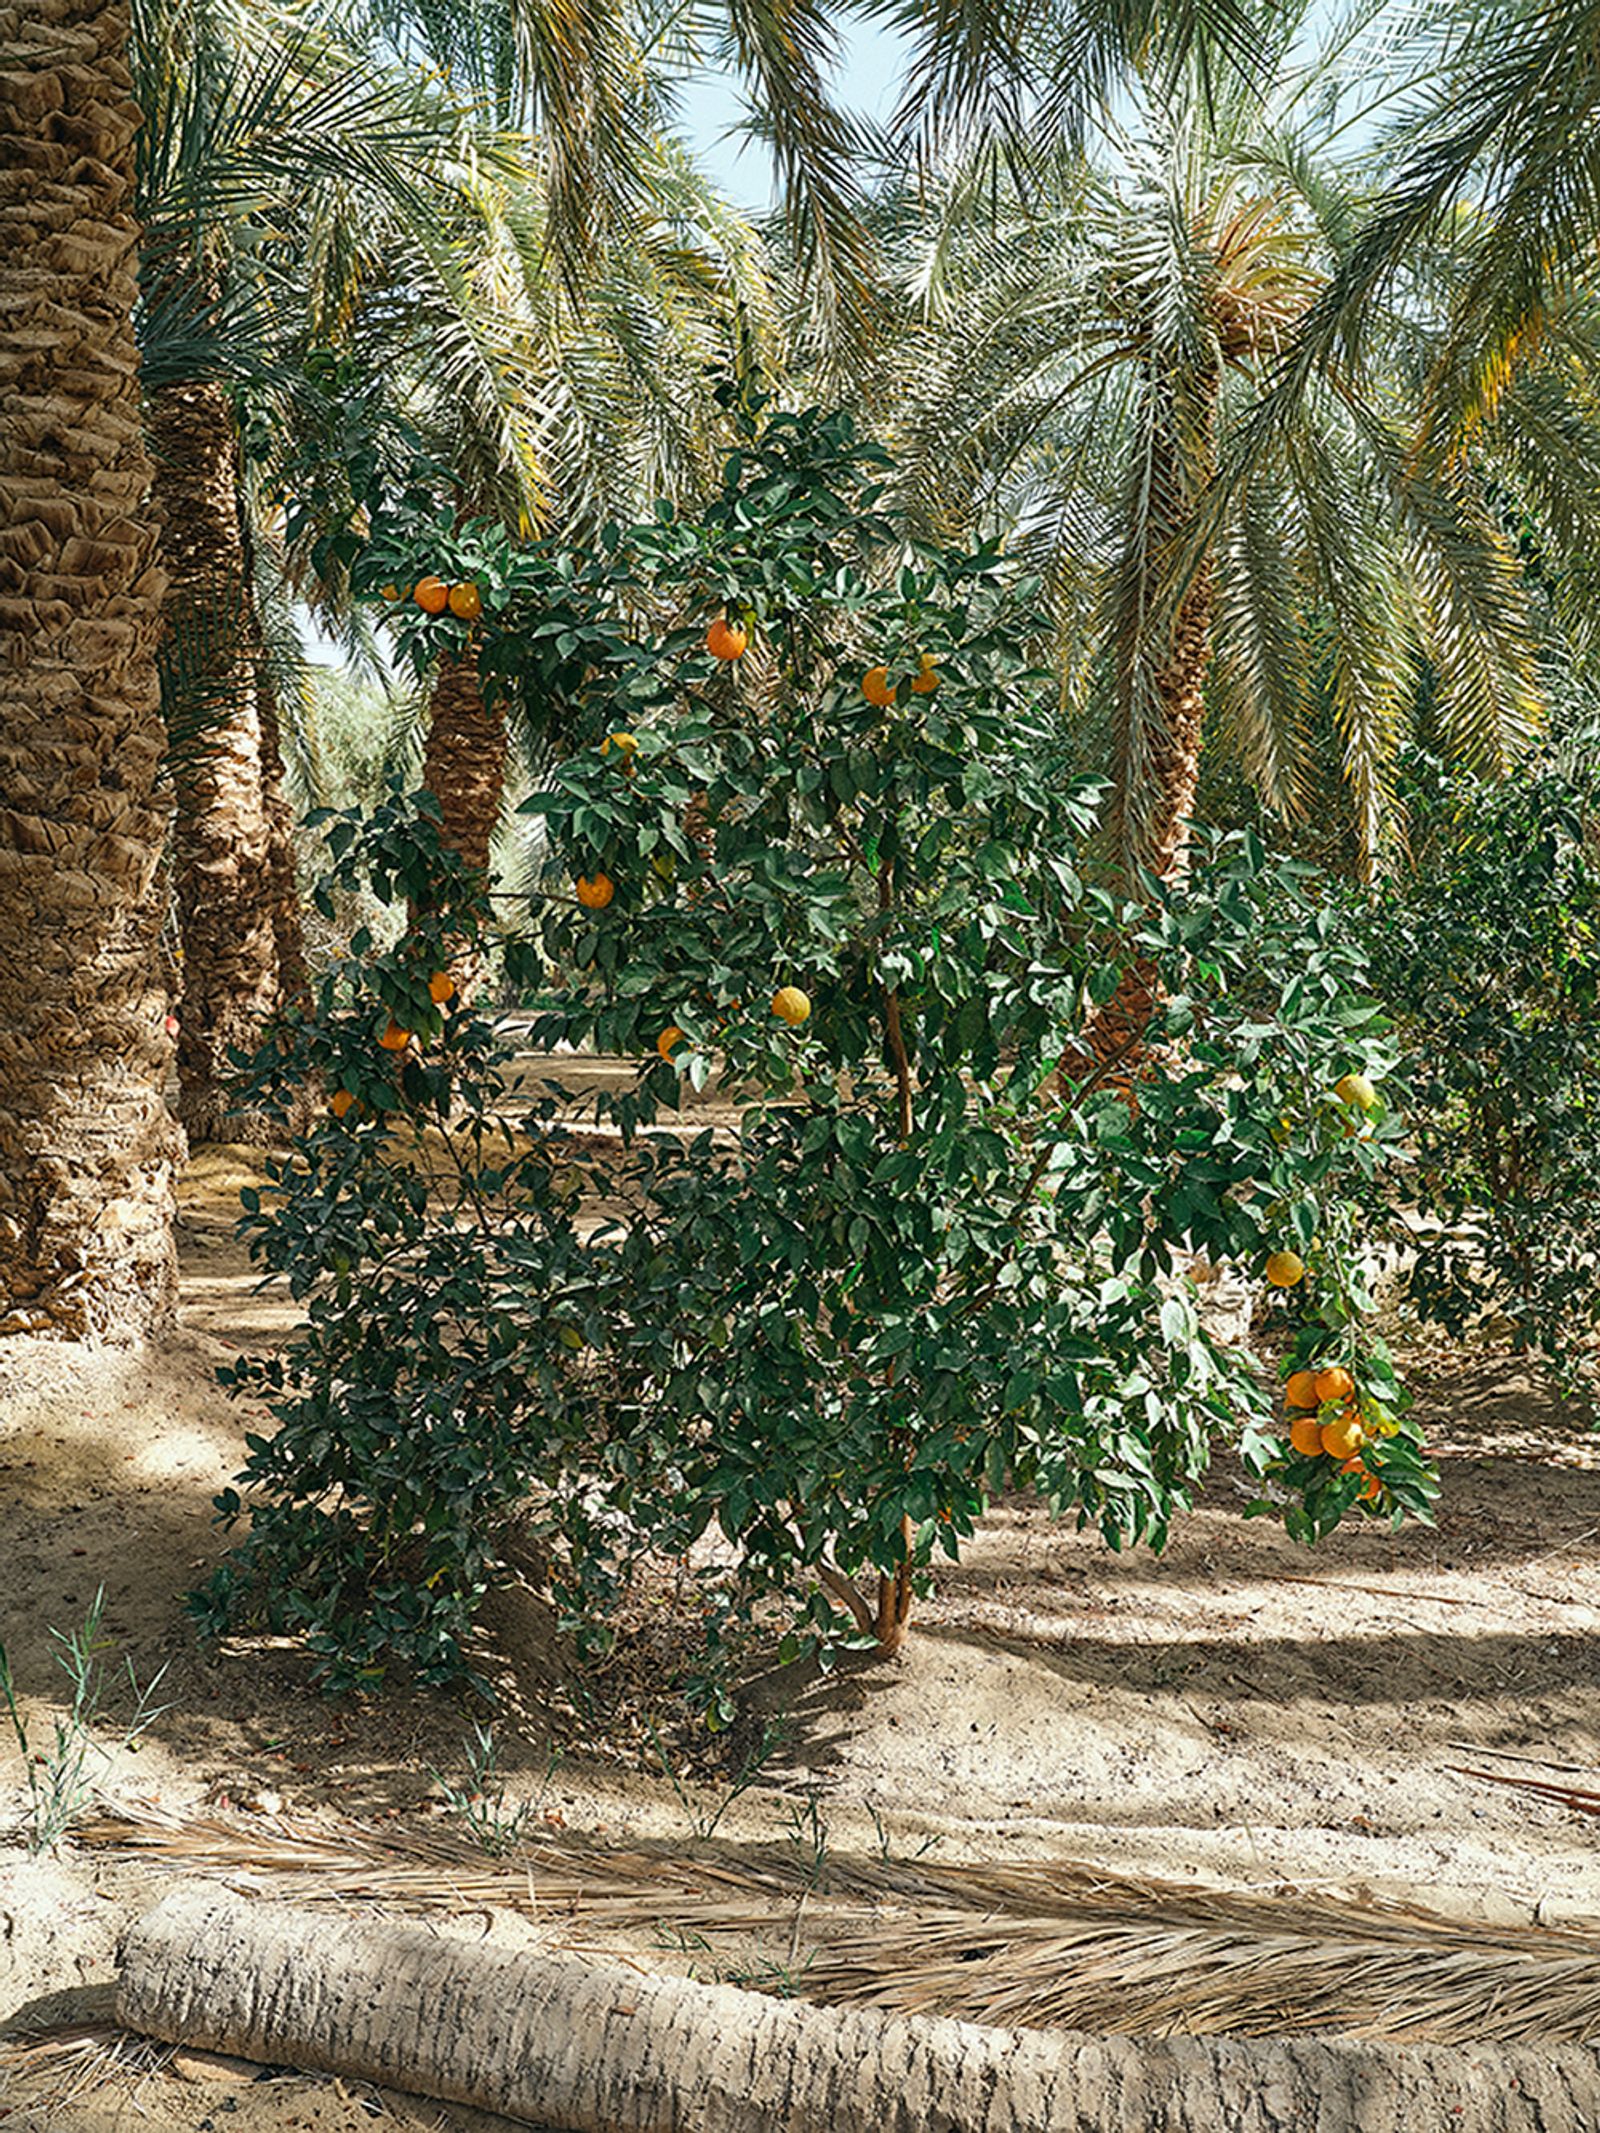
78;1801;1600;2046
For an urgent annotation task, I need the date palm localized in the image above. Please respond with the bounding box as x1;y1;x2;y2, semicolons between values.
0;0;183;1337
134;0;547;1135
878;19;1549;879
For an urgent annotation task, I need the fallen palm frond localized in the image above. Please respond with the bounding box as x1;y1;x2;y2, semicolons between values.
75;1800;1600;2045
1451;1764;1600;1817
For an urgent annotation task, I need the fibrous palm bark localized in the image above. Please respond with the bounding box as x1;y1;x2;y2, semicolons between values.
0;0;182;1339
148;377;285;1142
120;1885;1600;2133
421;645;506;878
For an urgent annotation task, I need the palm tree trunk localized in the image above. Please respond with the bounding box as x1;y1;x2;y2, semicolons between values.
246;571;309;1008
148;378;284;1143
1112;377;1220;890
1086;388;1219;1078
421;645;507;877
0;0;183;1339
1137;555;1217;888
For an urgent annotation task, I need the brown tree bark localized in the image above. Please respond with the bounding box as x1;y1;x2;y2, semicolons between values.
421;644;506;878
1085;391;1220;1082
148;378;284;1143
1132;552;1217;890
0;0;183;1339
120;1886;1600;2133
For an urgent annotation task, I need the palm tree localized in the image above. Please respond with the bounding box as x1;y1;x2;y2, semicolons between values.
1256;0;1600;468
875;20;1551;880
267;114;777;890
133;0;543;1134
0;0;182;1338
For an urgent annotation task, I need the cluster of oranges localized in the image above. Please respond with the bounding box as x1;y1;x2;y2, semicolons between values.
862;656;940;706
329;971;456;1119
703;616;944;709
382;578;482;621
1282;1364;1381;1501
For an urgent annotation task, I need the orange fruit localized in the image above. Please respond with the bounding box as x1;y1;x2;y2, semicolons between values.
603;732;639;758
771;986;811;1027
1320;1410;1365;1460
657;1025;686;1062
414;576;449;615
429;972;454;1006
862;665;894;708
1288;1413;1325;1458
1334;1070;1378;1111
378;1020;411;1051
1314;1365;1355;1404
1265;1250;1305;1288
910;654;940;694
330;1089;358;1120
575;873;614;910
380;583;403;602
447;581;482;621
1360;1474;1382;1503
1284;1369;1321;1410
706;618;747;661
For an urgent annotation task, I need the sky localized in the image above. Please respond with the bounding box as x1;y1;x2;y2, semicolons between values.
669;15;912;209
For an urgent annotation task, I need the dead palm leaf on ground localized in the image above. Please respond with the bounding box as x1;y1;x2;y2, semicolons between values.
75;1801;1600;2046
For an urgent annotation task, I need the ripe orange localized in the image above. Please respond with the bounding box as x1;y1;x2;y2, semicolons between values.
380;583;403;602
1284;1368;1321;1410
910;654;940;695
772;986;811;1027
447;581;482;621
1320;1410;1365;1460
706;618;747;661
414;576;449;615
862;665;894;708
378;1020;411;1051
1265;1250;1305;1287
429;971;454;1006
603;732;639;758
330;1089;358;1120
1288;1413;1325;1458
657;1025;686;1062
575;873;614;910
1314;1365;1355;1404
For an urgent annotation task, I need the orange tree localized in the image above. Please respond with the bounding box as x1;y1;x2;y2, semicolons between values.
195;408;1435;1704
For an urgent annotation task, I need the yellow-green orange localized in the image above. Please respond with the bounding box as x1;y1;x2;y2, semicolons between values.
772;986;810;1027
1265;1250;1304;1288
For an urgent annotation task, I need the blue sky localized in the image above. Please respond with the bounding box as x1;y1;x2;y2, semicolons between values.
670;15;911;208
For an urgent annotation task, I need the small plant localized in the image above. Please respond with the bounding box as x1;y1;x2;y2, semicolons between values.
866;1801;943;1865
429;1723;552;1856
646;1717;785;1842
782;1789;832;1892
0;1590;169;1854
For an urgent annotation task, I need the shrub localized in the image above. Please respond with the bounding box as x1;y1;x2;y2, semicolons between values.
196;409;1435;1703
1365;752;1600;1400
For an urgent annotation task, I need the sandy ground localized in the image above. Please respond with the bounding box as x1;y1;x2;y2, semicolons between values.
4;1090;1600;2128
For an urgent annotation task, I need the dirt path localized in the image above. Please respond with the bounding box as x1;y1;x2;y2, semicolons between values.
4;1082;1600;2127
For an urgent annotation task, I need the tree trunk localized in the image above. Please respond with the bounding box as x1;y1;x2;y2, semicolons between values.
1111;380;1220;892
1086;390;1219;1083
0;0;182;1340
118;1887;1600;2133
421;644;506;877
1134;552;1216;889
148;378;283;1143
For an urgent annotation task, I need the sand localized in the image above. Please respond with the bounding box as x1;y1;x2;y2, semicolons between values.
3;1117;1599;2128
